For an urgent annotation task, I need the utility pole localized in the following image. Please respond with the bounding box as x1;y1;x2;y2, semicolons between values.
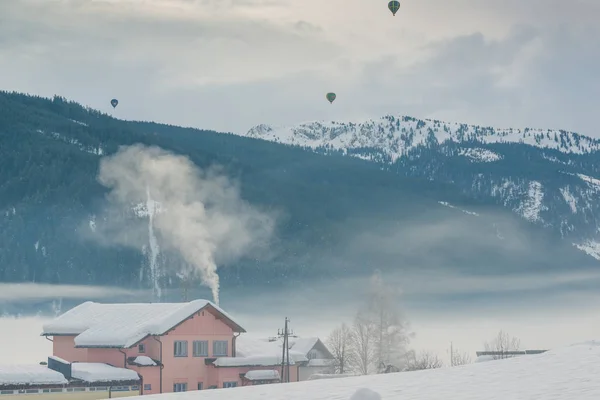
277;317;297;383
450;342;454;367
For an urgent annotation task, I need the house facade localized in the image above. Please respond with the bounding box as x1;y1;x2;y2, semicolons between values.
41;299;301;395
287;338;335;380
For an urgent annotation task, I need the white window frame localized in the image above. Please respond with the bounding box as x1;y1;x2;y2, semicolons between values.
174;340;188;357
213;340;228;356
173;383;187;392
193;340;208;357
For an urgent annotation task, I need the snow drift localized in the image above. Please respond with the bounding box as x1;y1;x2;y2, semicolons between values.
126;341;600;399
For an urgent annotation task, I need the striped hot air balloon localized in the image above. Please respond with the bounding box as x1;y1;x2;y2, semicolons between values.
388;0;400;16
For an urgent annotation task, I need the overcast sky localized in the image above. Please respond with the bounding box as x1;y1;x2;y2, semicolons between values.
1;0;598;135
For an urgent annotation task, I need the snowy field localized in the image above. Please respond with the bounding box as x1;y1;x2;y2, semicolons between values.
126;341;600;400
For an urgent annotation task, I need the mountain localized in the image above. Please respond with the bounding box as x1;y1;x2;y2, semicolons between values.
242;116;600;260
0;91;597;304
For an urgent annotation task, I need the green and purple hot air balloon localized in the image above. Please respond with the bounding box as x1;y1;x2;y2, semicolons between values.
388;0;400;16
326;92;336;104
110;99;118;108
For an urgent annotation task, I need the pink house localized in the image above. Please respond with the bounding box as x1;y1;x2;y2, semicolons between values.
41;299;301;395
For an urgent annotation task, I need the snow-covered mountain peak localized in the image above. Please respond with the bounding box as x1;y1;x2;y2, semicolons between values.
244;115;600;160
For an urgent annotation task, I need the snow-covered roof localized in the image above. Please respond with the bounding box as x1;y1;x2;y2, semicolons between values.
289;337;333;359
42;299;245;348
289;337;320;355
214;355;294;367
132;356;157;366
48;355;69;364
0;365;68;386
244;370;280;381
71;363;140;383
236;335;307;362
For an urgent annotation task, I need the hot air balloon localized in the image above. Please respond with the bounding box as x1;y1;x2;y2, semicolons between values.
388;0;400;16
326;92;336;104
110;99;118;108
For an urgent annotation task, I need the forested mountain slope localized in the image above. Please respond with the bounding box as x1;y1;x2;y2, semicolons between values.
244;117;600;259
0;92;595;299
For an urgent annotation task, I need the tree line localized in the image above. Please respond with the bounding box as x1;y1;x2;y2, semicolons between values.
324;271;522;374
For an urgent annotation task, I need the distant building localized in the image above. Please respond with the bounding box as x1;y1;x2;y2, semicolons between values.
39;299;311;395
287;337;336;380
235;335;335;381
0;360;140;398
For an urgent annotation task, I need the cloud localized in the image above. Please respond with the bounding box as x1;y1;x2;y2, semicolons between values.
0;283;142;302
0;0;598;135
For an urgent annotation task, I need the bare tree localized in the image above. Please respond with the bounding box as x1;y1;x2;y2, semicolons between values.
327;323;354;374
364;271;412;371
405;351;444;371
349;311;376;375
483;330;521;360
450;347;472;366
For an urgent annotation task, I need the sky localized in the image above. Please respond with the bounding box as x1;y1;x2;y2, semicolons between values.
0;0;598;136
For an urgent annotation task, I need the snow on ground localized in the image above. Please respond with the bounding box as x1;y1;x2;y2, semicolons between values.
35;129;103;155
515;181;545;222
438;201;479;216
457;148;502;162
0;365;67;385
125;341;600;399
69;119;88;126
577;173;600;190
573;240;600;260
560;187;578;213
243;116;600;165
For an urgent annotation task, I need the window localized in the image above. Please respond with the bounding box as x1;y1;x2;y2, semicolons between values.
174;340;188;357
213;340;228;356
143;384;151;391
197;383;203;390
307;349;318;360
193;340;208;357
138;343;146;353
223;381;237;388
173;383;187;392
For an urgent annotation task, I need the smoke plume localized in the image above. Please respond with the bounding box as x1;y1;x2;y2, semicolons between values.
96;144;275;304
